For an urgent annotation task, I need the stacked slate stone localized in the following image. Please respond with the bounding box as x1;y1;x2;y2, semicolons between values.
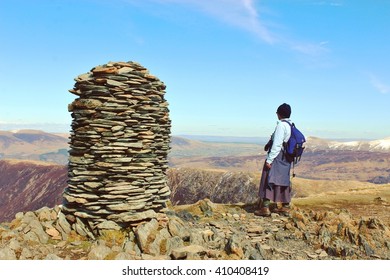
63;61;171;232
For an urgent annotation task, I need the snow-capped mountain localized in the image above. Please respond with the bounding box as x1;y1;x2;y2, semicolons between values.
306;136;390;152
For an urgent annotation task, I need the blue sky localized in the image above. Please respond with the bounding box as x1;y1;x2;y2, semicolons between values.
1;0;389;139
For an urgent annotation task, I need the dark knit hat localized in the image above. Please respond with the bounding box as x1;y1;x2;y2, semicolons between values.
276;103;291;118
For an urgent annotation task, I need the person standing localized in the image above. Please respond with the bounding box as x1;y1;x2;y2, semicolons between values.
255;103;293;217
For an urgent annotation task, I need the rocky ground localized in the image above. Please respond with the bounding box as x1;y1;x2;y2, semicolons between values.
0;199;389;260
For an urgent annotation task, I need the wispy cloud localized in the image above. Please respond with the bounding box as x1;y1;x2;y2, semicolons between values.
312;0;344;7
369;74;390;94
148;0;276;44
289;40;329;56
126;0;329;56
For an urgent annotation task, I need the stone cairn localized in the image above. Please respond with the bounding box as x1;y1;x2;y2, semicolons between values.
63;61;171;234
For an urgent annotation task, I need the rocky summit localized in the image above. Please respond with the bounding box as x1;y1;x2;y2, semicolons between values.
2;60;388;261
1;199;389;260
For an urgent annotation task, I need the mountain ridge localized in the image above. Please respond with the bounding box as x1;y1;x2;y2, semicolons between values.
306;136;390;152
0;130;68;163
1;129;390;157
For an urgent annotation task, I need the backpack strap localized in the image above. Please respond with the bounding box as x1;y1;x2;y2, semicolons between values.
282;120;297;132
281;120;297;177
280;120;292;160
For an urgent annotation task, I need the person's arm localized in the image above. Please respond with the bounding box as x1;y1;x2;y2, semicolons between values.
266;122;285;164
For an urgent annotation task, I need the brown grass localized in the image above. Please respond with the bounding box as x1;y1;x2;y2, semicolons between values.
292;179;390;225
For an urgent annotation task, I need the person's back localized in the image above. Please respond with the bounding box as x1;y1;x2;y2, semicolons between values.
255;103;293;217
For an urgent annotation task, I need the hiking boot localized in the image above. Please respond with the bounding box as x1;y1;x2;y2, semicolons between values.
273;206;290;216
254;207;271;217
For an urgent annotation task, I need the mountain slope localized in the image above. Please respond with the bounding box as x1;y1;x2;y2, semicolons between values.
0;159;67;222
0;130;69;164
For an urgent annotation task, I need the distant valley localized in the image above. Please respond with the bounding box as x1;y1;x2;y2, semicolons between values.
1;129;390;223
0;130;390;184
169;135;390;184
1;129;390;183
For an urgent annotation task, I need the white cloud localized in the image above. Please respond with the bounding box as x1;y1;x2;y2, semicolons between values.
290;40;329;56
369;74;390;94
313;0;344;7
151;0;277;44
126;0;329;55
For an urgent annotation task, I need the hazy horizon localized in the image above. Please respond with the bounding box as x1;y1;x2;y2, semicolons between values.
0;124;385;142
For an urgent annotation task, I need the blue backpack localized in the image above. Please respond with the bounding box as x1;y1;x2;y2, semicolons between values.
282;120;306;164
